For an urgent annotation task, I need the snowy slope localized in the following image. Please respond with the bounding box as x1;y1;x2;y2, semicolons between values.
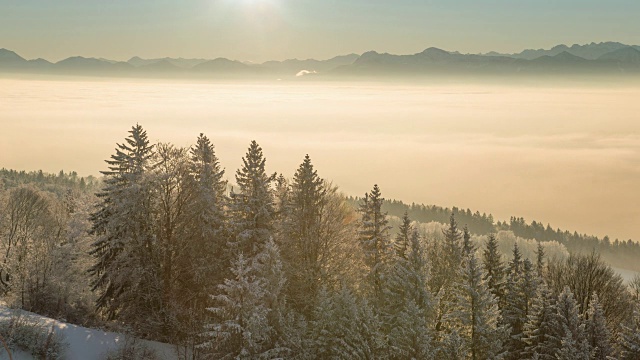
0;307;178;360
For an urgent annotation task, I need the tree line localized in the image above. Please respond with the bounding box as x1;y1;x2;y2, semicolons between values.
1;124;639;359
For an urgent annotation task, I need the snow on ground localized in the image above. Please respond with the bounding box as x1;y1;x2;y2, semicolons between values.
0;306;178;360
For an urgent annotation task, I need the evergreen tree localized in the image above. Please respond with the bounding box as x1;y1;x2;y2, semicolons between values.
88;124;157;329
482;234;505;307
535;242;545;277
394;212;412;260
186;133;228;294
462;225;474;257
280;154;326;318
522;284;560;360
445;253;506;360
202;239;287;359
442;213;463;276
585;293;613;360
434;214;464;333
388;228;435;359
310;286;386;360
358;184;393;307
554;286;590;360
228;141;275;257
502;243;538;359
438;329;467;360
619;309;640;360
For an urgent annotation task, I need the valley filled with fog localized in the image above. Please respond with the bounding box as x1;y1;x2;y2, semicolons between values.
2;76;639;241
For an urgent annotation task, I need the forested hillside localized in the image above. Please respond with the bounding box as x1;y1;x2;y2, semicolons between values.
349;198;640;272
1;125;639;359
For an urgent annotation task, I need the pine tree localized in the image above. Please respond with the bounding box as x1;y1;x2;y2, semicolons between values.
482;234;505;307
554;286;590;360
280;154;326;318
535;242;545;277
619;309;640;360
186;133;228;294
445;253;506;360
202;252;270;359
388;228;435;359
358;184;393;307
202;239;287;359
585;293;613;360
502;243;537;359
442;213;463;275
462;225;474;257
522;284;560;360
228;141;275;258
88;124;157;328
438;329;467;360
394;211;412;260
434;214;464;333
310;286;386;360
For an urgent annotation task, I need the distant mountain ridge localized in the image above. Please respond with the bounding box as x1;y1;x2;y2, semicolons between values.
2;42;640;78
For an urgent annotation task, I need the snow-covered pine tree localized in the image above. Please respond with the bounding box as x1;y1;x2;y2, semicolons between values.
444;252;506;360
442;213;463;277
388;227;435;359
619;308;640;360
358;184;393;308
185;133;229;302
202;239;287;359
522;284;560;360
502;243;536;359
554;286;590;360
170;134;230;354
228;141;275;258
482;234;505;308
279;154;326;319
433;214;464;334
310;286;386;360
88;124;158;329
462;225;474;257
394;211;412;260
202;252;270;359
535;242;545;277
585;293;613;360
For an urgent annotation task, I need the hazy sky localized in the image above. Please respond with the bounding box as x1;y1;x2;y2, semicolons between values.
2;0;640;62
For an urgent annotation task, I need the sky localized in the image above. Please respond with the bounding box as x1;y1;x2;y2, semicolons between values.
2;0;640;62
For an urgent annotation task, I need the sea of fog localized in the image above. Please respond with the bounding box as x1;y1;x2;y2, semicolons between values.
1;77;639;241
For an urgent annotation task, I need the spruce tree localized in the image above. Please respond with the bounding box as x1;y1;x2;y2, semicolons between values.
482;234;505;307
203;239;287;359
535;242;545;277
462;225;474;257
388;228;435;359
445;253;506;360
522;284;560;360
280;154;326;318
310;286;386;360
502;244;538;359
358;184;393;307
442;213;463;275
554;286;590;360
585;293;613;360
228;140;275;257
395;211;412;260
88;124;157;328
619;309;640;360
186;133;228;293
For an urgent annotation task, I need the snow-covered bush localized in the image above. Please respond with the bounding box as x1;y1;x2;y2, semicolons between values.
102;336;159;360
0;314;67;359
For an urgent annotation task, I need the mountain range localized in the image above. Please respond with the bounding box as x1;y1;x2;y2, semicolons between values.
1;42;640;78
